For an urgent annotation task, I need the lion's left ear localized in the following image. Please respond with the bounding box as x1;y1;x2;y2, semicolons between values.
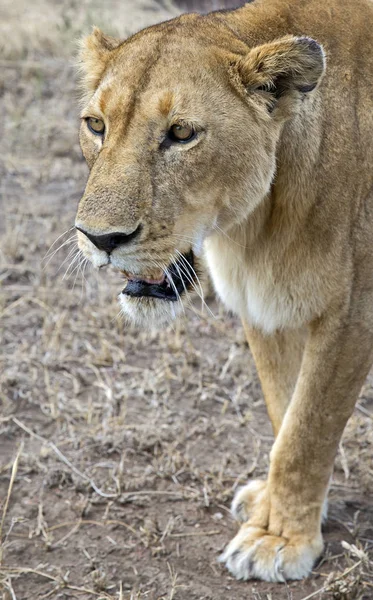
238;35;325;101
78;27;122;96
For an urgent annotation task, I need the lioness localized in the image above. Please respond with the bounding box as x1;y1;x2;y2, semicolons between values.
75;0;373;583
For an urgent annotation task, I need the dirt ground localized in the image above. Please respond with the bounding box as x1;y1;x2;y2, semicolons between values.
1;1;372;599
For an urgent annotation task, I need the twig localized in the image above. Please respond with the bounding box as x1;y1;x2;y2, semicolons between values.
120;490;198;500
299;585;326;600
0;442;24;565
50;520;82;548
300;560;362;600
167;563;182;600
0;567;114;598
11;417;117;499
2;577;18;600
170;530;220;538
120;490;198;498
356;403;373;419
0;296;52;319
47;518;138;537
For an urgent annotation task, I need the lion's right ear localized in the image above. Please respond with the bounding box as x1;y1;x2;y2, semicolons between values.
78;27;122;96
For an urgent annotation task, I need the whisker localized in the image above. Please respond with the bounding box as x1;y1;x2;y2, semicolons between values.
79;257;89;302
173;255;192;293
213;223;248;250
154;257;182;304
175;250;202;292
170;233;197;245
112;306;125;325
80;257;89;284
62;249;82;281
68;255;83;281
43;235;78;270
151;254;185;316
71;252;86;289
57;244;80;274
172;260;193;314
176;249;216;319
173;254;203;313
43;226;75;260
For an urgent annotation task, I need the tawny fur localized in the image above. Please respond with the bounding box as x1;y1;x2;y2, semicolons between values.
75;0;373;583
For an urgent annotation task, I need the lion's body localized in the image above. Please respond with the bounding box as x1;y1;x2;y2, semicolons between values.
75;0;373;583
205;0;373;334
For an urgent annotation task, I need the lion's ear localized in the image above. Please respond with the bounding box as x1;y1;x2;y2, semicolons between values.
78;27;122;95
238;36;325;101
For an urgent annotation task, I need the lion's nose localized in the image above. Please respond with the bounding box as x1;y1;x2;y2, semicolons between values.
76;224;142;253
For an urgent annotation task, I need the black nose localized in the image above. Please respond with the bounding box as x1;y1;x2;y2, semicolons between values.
76;224;142;253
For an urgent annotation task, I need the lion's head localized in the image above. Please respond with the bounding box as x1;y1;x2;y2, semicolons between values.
75;12;324;327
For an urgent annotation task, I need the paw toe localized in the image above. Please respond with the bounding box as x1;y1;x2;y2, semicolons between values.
231;480;267;523
221;527;286;582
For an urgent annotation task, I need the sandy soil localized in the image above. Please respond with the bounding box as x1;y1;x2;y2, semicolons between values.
0;1;372;599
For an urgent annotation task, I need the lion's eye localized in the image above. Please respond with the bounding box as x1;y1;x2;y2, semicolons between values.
86;117;105;136
168;123;195;143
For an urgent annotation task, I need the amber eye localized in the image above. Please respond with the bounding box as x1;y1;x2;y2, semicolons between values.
86;117;105;136
168;123;196;143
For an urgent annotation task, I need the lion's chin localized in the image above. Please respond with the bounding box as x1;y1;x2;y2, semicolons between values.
118;293;184;328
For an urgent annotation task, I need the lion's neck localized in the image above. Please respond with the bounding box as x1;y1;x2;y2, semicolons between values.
268;99;324;232
204;104;326;333
223;99;324;251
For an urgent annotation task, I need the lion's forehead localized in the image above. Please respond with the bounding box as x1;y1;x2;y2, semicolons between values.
84;24;232;128
101;37;222;99
90;73;209;136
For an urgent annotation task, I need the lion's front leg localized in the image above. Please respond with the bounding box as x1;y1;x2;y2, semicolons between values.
222;298;373;582
243;324;306;436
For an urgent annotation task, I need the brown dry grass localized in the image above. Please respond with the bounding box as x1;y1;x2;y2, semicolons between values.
0;1;372;599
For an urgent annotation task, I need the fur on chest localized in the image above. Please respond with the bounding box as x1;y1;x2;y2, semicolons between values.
204;236;325;334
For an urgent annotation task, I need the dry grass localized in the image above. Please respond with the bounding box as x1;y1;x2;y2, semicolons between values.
0;1;373;599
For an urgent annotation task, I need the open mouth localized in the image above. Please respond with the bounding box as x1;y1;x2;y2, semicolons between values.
122;250;195;301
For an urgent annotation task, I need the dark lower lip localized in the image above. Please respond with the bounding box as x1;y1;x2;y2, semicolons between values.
122;250;195;301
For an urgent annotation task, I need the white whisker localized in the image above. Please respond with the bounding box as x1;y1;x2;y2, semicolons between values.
213;224;248;250
71;252;86;289
176;249;216;319
173;253;203;312
78;257;89;302
43;235;78;270
170;233;197;245
150;253;186;317
43;226;75;260
58;244;80;274
62;249;82;281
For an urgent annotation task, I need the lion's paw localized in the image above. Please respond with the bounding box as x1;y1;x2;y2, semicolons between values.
220;525;323;582
231;480;268;523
